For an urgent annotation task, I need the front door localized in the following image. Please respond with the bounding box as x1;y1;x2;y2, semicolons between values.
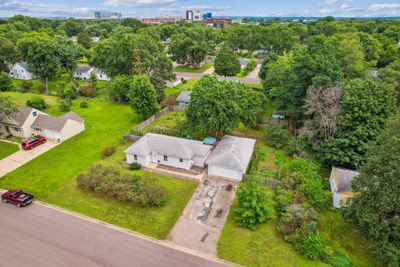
152;152;159;163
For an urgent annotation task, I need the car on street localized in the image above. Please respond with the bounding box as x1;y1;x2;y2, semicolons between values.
1;189;34;207
22;136;46;150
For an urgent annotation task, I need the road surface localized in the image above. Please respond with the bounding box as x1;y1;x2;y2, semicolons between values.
0;201;232;267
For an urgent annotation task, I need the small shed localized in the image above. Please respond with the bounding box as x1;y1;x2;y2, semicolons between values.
272;111;286;120
176;91;191;109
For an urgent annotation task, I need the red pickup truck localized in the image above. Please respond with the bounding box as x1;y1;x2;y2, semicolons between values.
22;136;46;150
1;189;34;207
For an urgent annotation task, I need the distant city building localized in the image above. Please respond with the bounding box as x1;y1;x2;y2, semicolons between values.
204;18;232;27
94;11;121;20
186;10;193;22
193;11;202;21
141;17;182;25
203;13;212;20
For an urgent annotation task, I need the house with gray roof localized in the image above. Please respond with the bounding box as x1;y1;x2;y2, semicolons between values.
329;167;359;208
9;61;34;80
124;133;211;170
124;133;256;180
0;107;85;141
73;65;110;81
176;91;191;109
206;135;256;180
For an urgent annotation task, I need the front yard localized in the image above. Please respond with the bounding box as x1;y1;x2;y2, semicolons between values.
0;141;19;160
0;93;196;239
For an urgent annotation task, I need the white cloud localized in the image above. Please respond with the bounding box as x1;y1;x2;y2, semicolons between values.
103;0;176;7
0;1;94;16
369;4;400;11
325;0;338;4
319;8;332;14
340;4;352;11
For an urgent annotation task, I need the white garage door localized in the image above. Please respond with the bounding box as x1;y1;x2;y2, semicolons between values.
208;165;243;181
44;130;63;141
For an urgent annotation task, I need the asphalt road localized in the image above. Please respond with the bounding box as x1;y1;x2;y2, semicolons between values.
0;201;232;267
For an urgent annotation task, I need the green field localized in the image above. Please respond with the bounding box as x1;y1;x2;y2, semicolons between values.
165;78;200;97
175;63;213;73
0;141;19;160
0;93;196;239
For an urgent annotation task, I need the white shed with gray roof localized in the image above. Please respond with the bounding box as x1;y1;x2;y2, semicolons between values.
206;135;256;181
176;91;191;109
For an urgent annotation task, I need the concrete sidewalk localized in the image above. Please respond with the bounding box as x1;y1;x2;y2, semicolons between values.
0;141;58;177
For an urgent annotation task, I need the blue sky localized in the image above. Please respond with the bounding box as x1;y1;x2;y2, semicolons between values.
1;0;400;18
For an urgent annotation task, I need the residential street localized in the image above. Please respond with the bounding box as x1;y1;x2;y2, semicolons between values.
0;201;232;267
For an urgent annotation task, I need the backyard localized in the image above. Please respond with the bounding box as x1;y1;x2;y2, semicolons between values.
0;92;196;239
0;141;19;160
165;78;199;97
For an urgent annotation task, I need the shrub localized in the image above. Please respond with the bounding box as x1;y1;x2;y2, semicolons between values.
61;83;78;100
59;99;72;112
245;59;257;74
79;86;97;97
293;227;326;260
234;178;274;229
265;126;290;149
37;84;47;94
26;96;48;110
102;146;116;158
129;162;141;170
20;81;34;92
246;147;266;176
0;72;13;92
77;165;167;207
288;138;310;157
80;101;89;108
327;250;354;267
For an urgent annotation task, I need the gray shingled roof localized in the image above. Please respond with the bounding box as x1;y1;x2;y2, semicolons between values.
125;133;211;160
74;65;93;74
17;61;28;69
31;112;83;131
176;91;191;103
206;135;256;171
0;107;34;126
333;167;359;193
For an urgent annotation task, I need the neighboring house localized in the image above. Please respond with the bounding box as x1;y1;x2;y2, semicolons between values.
73;65;110;81
176;91;191;109
0;107;85;141
125;133;212;170
239;58;248;69
207;135;256;181
272;111;286;120
9;61;34;80
329;167;359;208
257;49;267;58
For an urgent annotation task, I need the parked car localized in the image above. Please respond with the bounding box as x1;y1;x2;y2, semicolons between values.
22;136;46;150
1;189;34;207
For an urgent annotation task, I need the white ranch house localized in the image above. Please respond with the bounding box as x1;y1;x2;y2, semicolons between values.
9;61;34;80
125;133;256;181
329;167;359;208
0;107;85;142
73;65;110;81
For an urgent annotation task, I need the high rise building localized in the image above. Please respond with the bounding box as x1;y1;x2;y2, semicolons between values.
186;10;193;22
193;11;202;21
94;11;122;20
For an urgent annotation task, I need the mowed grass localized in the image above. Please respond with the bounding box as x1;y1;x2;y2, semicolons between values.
175;63;213;73
0;94;196;239
165;78;199;97
2;91;59;107
0;141;19;160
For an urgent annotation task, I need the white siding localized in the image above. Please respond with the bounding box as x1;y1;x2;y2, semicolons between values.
60;120;85;140
73;69;94;80
154;154;192;170
9;64;34;80
126;154;151;166
208;165;243;181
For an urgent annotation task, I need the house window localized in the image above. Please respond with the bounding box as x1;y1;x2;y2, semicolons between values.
164;155;168;161
6;116;11;121
33;127;41;132
179;158;183;163
32;111;37;117
134;154;138;160
11;127;21;132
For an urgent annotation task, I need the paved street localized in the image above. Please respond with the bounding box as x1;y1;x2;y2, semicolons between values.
0;141;59;177
0;201;232;267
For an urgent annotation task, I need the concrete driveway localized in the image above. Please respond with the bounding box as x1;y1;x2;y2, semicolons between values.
0;141;58;177
0;198;232;267
168;177;237;256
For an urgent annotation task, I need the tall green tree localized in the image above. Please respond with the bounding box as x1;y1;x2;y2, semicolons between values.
126;75;159;119
0;36;18;71
186;76;262;137
77;32;91;49
322;79;396;168
344;116;400;266
55;37;85;80
17;35;60;93
214;46;241;77
0;95;18;115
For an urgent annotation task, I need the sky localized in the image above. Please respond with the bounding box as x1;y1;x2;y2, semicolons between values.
0;0;400;18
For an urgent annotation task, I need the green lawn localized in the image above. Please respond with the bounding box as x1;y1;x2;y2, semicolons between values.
144;111;185;132
164;78;200;97
175;63;213;73
0;141;19;160
0;94;196;239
